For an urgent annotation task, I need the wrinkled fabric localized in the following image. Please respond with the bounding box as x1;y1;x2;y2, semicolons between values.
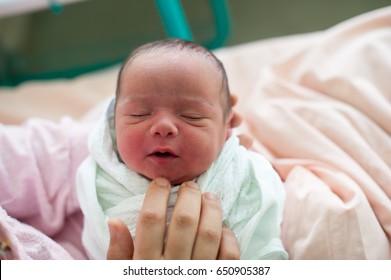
237;7;391;259
0;117;90;259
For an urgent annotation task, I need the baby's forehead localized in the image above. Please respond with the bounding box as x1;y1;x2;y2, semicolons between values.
117;41;230;117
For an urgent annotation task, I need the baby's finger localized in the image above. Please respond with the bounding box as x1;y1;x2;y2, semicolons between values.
192;192;222;259
217;225;240;260
133;177;171;259
164;181;201;259
107;218;134;260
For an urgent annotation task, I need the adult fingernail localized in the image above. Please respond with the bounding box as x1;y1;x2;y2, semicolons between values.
183;181;200;190
204;192;219;201
155;177;170;188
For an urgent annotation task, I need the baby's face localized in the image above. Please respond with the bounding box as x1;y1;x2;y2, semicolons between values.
115;51;231;185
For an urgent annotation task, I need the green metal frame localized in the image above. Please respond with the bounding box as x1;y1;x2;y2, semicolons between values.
1;0;231;86
155;0;231;49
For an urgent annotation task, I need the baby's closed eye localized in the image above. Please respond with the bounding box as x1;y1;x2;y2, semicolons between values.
180;113;210;127
123;112;152;123
181;114;205;121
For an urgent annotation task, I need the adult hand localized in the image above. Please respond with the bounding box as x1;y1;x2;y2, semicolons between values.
107;178;240;260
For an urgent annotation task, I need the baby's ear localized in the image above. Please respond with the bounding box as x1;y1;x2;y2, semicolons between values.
230;94;238;107
228;94;243;129
225;111;235;139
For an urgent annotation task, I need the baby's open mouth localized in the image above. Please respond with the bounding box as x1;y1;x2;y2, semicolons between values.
149;149;179;159
153;152;176;158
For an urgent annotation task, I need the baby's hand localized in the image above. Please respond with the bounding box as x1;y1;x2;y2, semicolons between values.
107;178;240;260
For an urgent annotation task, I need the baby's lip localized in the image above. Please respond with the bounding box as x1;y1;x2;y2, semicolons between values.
148;148;178;158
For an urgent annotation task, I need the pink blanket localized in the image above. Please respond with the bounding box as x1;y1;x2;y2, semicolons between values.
231;7;391;259
0;118;91;259
0;7;390;259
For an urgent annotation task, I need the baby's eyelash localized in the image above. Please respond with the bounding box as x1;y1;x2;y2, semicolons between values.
181;115;205;121
129;113;151;118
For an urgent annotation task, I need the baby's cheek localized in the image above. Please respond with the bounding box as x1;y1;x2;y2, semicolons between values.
187;141;219;169
117;132;143;163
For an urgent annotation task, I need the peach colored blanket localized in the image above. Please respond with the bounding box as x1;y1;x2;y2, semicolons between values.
1;7;390;259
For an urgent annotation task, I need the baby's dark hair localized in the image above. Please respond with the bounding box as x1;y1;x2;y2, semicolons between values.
115;38;232;119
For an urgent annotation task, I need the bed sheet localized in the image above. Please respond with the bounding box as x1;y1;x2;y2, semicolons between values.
0;6;390;259
229;7;391;259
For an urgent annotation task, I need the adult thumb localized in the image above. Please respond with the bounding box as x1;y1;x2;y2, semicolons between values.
107;218;134;260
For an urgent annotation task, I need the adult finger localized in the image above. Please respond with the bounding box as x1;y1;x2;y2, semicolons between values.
133;177;171;259
217;225;240;260
192;192;222;259
164;181;202;259
107;218;134;260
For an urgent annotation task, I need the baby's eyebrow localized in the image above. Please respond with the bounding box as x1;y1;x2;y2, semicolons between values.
120;95;215;109
116;95;148;107
177;98;215;109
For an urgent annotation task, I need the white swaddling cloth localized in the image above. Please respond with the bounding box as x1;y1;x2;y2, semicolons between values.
77;100;287;260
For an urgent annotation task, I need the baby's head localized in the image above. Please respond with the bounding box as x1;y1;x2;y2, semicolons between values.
114;38;233;185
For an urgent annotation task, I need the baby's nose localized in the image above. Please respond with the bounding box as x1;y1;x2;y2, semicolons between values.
149;114;179;137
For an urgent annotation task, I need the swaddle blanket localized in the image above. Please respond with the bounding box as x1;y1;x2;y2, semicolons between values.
77;100;287;260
